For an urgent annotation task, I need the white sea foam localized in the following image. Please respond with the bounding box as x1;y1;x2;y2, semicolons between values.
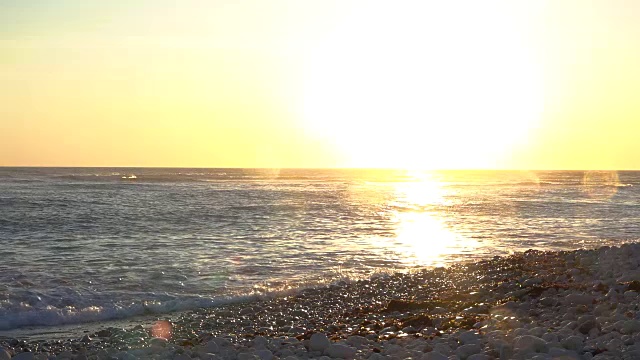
0;294;263;331
0;268;402;331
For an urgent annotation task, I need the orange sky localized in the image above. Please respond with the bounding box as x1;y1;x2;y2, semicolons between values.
1;1;639;169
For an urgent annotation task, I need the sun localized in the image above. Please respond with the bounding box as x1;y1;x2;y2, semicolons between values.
302;1;543;169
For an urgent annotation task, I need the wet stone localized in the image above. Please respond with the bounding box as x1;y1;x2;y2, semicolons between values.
95;329;112;338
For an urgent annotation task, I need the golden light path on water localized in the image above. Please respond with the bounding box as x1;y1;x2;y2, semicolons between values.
382;171;479;268
383;170;623;268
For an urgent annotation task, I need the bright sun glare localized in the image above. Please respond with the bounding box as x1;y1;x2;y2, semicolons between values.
390;171;478;266
302;2;543;169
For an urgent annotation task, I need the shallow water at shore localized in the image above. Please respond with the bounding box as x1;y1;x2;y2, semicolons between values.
1;168;639;331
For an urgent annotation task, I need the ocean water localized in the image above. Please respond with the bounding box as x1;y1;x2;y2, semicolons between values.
1;168;639;331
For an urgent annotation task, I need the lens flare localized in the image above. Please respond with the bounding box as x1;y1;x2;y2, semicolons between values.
151;320;172;340
582;171;620;200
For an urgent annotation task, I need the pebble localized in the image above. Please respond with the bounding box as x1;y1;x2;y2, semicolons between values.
309;333;331;352
466;354;491;360
423;351;448;360
565;294;594;306
578;319;599;334
622;320;640;334
252;336;268;349
203;340;220;354
56;351;73;359
401;326;418;334
346;336;369;348
255;349;273;360
288;327;306;335
455;343;482;359
380;327;396;334
561;336;583;351
539;297;557;307
458;331;481;345
12;353;34;360
606;338;624;351
237;353;260;360
513;335;548;353
523;277;543;287
325;344;356;359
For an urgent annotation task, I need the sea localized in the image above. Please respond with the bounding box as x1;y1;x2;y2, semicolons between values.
1;168;639;332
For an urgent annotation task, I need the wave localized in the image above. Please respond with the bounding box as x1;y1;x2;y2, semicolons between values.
0;261;404;332
0;294;258;331
0;274;368;331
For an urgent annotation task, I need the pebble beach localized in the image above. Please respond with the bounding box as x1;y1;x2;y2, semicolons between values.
3;243;640;360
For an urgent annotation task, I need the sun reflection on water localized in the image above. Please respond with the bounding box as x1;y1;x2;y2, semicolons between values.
392;212;461;267
393;170;445;207
388;171;478;267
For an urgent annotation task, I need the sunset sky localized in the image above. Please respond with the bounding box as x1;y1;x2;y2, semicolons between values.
1;0;639;169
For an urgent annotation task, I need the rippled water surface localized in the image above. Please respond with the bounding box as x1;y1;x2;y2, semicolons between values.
1;168;639;330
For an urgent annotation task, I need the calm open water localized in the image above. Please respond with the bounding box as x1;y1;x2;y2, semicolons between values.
1;168;639;330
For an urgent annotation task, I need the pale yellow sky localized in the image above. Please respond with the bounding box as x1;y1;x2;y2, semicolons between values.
1;1;639;169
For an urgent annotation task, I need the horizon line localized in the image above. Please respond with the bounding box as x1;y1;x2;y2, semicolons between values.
1;166;639;172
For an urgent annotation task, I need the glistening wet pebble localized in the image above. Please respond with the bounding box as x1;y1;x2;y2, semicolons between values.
3;244;640;359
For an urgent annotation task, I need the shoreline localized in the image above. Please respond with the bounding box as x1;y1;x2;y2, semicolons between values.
0;315;163;343
2;244;640;359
